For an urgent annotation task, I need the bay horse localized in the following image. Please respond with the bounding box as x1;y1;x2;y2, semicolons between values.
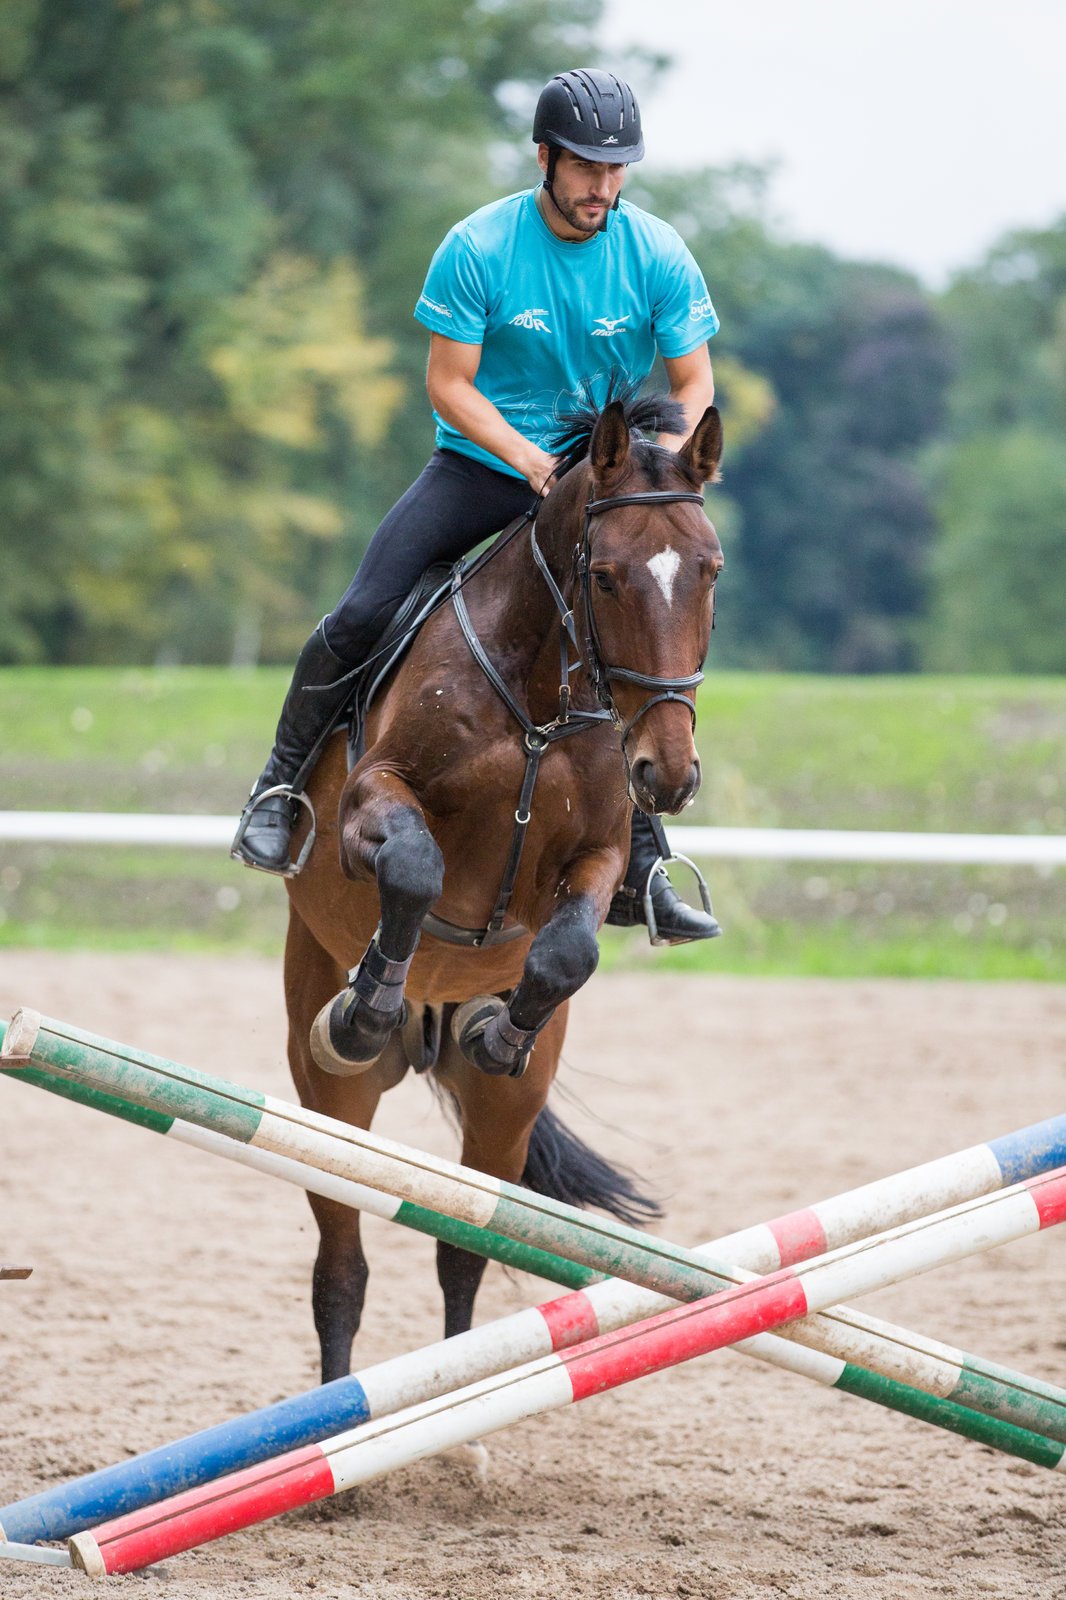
284;391;724;1382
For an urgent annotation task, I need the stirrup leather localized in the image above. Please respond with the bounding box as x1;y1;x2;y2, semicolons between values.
230;785;318;878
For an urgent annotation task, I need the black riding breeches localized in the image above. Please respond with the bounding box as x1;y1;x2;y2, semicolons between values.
323;450;537;664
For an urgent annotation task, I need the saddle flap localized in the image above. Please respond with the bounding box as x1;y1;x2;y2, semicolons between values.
346;563;454;765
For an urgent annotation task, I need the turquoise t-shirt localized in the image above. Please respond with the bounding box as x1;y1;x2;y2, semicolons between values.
413;189;718;478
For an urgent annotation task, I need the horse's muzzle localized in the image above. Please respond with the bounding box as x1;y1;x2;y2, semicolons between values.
627;755;702;816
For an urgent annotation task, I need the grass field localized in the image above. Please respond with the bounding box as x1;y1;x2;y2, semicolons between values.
1;667;1064;978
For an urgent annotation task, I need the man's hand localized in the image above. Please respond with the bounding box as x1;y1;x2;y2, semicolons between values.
517;444;561;497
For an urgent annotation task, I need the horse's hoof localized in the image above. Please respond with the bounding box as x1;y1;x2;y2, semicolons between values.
451;996;530;1079
309;992;405;1077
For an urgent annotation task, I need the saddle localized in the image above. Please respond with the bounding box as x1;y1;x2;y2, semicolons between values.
343;563;454;766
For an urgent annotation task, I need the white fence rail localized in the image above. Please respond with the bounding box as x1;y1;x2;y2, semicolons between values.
1;812;1064;867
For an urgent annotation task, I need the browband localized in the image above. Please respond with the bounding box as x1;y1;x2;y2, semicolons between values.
585;490;705;516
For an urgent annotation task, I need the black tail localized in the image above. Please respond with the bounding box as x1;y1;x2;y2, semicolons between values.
521;1104;663;1228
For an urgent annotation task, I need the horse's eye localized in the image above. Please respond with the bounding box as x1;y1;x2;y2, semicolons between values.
593;570;614;594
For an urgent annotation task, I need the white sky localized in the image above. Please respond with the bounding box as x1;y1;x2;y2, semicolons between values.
603;0;1066;284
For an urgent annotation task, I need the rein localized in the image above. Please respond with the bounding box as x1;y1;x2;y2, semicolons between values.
427;486;706;949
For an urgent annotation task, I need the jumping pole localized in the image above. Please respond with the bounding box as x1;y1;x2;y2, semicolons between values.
5;1010;1066;1546
6;1009;1066;1303
67;1165;1066;1575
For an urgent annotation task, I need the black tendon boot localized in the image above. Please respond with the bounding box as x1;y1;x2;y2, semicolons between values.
606;810;722;944
231;621;352;876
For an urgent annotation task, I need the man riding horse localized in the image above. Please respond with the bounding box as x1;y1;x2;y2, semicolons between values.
232;67;721;946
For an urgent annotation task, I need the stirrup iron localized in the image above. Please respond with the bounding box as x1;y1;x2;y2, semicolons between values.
230;785;318;878
643;850;715;948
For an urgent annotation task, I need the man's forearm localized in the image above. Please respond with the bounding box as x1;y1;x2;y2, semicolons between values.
658;370;715;452
429;375;555;489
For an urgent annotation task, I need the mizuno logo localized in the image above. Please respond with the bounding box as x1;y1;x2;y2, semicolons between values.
419;294;452;318
510;308;551;332
592;315;630;337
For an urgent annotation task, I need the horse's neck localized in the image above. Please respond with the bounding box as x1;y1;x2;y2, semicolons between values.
470;475;588;722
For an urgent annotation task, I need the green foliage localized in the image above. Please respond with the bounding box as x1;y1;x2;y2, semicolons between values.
940;218;1066;439
925;431;1066;673
0;49;140;661
0;0;601;665
923;219;1066;672
1;0;1063;677
634;167;953;672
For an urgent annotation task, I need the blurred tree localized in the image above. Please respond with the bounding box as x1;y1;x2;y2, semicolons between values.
925;430;1066;673
632;167;952;670
74;253;404;664
0;0;601;663
938;218;1066;439
923;218;1066;671
0;9;142;661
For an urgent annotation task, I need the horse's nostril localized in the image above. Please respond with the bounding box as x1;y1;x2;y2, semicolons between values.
631;758;655;794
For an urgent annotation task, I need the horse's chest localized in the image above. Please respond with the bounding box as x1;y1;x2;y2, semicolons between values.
423;730;621;831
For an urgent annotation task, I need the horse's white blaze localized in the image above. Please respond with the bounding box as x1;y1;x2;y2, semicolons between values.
646;545;682;608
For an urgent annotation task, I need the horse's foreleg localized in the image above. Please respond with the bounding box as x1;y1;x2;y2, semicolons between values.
307;1193;370;1383
457;854;614;1077
435;1014;565;1334
287;903;401;1381
436;1239;489;1339
311;775;444;1075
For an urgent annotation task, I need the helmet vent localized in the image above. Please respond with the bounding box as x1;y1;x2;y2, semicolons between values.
561;81;583;120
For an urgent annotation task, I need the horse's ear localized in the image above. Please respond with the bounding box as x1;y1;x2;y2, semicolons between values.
677;405;723;484
589;401;631;481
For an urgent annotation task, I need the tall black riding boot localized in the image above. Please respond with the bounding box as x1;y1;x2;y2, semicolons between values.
606;810;722;944
230;621;352;876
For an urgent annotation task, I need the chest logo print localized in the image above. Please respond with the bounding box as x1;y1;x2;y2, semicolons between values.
592;315;630;337
510;308;552;332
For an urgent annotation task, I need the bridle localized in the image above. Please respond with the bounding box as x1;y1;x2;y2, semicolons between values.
529;486;709;747
429;482;712;950
574;489;708;742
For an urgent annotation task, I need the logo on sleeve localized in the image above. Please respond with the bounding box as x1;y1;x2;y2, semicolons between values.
419;294;452;318
689;295;716;321
510;309;552;332
592;315;630;337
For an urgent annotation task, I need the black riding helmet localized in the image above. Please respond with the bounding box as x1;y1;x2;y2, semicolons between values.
532;68;645;166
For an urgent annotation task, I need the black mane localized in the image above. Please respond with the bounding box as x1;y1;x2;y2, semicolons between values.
545;376;687;480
